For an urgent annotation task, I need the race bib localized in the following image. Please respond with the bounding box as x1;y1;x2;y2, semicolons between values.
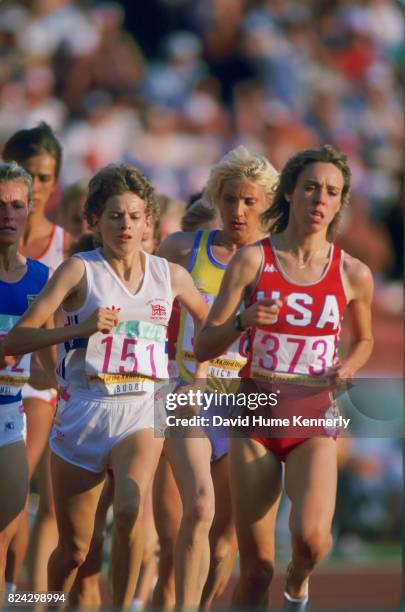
180;294;248;378
251;330;336;382
0;315;31;396
85;319;168;395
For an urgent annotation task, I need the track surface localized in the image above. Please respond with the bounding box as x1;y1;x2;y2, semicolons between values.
215;565;402;609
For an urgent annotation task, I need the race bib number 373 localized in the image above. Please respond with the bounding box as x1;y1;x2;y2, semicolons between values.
251;330;336;379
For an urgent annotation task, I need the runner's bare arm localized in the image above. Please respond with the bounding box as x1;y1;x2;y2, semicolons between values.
3;258;118;355
157;231;195;268
170;262;209;378
333;255;374;379
36;315;58;387
195;245;281;361
33;269;57;386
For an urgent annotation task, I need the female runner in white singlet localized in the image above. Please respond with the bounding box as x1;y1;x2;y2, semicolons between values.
195;145;374;610
4;163;208;608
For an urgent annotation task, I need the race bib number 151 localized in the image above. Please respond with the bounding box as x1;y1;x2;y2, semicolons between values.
85;320;167;393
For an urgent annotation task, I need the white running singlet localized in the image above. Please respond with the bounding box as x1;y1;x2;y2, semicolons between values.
56;248;172;397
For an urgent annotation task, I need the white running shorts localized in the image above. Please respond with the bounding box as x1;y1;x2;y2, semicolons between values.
22;383;57;405
50;392;159;472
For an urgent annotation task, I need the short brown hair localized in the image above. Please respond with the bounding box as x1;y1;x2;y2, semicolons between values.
84;163;159;227
261;144;351;240
3;122;62;179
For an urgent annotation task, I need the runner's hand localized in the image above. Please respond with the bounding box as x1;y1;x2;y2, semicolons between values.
0;338;19;369
328;359;353;391
240;298;283;329
78;307;119;337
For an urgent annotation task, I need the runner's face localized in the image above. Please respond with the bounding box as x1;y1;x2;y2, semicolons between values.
0;180;29;247
217;178;267;246
95;191;147;255
21;154;57;213
286;162;343;235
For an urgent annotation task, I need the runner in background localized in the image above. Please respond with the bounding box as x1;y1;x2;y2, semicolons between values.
195;144;374;610
2;122;67;592
156;146;278;608
180;198;219;233
3;163;208;607
0;162;53;597
58;179;89;238
153;196;220;607
157;194;186;243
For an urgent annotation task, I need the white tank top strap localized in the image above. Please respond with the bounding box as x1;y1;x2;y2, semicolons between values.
38;225;67;268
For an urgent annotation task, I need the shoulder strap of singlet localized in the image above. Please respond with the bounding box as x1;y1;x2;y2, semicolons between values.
206;230;227;270
27;257;49;277
331;243;341;265
62;228;70;259
328;244;348;300
187;229;205;273
261;236;273;262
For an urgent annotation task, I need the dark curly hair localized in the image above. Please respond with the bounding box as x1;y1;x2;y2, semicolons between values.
84;164;159;229
3;122;62;179
261;144;351;240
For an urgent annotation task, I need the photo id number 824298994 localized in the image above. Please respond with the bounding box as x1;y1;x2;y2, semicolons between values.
7;592;66;606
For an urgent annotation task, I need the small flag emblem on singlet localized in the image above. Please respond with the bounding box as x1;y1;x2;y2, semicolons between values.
151;304;167;319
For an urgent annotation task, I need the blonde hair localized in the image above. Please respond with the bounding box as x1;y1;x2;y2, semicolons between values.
203;146;279;208
0;161;33;208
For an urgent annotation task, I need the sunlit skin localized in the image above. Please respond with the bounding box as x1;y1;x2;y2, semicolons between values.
0;180;29;388
21;154;57;214
16;154;58;259
92;193;148;280
194;161;374;607
0;177;53;597
3;178;210;607
216;178;267;250
0;181;29;255
155;176;272;608
141;216;157;254
3;151;60;592
283;162;343;260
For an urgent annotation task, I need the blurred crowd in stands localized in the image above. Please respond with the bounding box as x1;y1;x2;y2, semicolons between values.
1;0;403;291
1;0;403;547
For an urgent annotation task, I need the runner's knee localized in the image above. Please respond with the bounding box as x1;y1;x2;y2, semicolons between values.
59;542;89;572
142;536;158;564
114;498;141;535
183;490;214;529
292;526;332;564
210;535;234;570
240;559;275;591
